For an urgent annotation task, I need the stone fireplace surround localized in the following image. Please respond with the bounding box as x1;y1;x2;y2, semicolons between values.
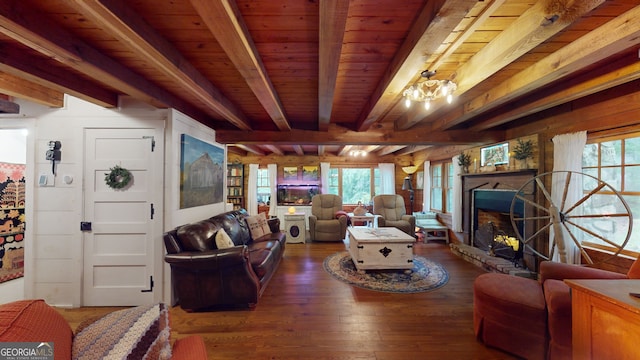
452;169;538;277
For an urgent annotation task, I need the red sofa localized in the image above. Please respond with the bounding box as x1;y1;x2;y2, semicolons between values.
0;299;207;360
474;257;640;359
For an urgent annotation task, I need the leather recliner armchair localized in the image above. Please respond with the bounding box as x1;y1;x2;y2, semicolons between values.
372;194;415;236
309;194;347;242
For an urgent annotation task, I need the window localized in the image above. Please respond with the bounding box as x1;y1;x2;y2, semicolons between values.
256;168;270;204
430;161;453;213
328;167;379;204
431;164;442;211
582;134;640;253
446;162;454;212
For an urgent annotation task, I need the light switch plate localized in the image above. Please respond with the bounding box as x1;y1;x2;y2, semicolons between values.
38;174;49;186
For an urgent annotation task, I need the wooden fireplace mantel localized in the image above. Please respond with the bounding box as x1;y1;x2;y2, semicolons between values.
461;169;538;241
461;168;539;270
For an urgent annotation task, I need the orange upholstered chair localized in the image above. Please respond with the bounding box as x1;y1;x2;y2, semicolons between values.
0;299;207;360
474;257;640;359
0;299;73;360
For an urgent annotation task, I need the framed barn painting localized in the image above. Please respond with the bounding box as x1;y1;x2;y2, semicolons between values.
179;134;225;209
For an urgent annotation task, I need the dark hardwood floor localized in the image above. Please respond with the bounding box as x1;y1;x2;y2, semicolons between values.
58;240;518;359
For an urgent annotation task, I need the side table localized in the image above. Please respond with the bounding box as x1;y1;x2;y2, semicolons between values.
284;213;306;243
565;279;640;360
348;212;377;227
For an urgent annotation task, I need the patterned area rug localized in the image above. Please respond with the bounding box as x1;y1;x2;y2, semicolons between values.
323;251;449;293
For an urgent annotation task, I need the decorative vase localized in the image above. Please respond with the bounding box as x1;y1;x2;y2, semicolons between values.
519;159;528;169
463;166;469;173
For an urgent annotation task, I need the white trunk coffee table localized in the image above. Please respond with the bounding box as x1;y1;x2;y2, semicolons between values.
347;227;416;273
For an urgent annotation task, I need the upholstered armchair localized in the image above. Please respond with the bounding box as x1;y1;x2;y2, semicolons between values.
372;194;416;236
309;194;347;242
473;257;640;359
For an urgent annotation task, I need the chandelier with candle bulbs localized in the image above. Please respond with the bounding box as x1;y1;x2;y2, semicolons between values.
402;70;457;110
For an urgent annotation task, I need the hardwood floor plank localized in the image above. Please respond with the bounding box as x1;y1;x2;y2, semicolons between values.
57;241;518;359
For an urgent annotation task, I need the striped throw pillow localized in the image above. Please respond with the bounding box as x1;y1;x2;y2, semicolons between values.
72;303;171;360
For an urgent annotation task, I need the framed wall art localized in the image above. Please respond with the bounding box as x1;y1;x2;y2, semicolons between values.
179;134;225;209
480;142;509;167
302;166;318;181
283;166;298;181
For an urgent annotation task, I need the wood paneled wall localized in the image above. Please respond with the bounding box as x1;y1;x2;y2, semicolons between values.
227;152;424;213
227;80;640;241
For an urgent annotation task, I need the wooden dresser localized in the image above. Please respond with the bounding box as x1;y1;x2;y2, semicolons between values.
565;279;640;360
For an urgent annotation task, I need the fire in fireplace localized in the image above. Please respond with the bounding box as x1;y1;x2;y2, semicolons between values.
471;189;526;258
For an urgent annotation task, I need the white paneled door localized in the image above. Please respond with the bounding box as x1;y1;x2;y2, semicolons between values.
82;128;163;306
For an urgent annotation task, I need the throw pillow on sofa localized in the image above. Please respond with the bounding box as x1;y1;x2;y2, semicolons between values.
215;228;235;249
72;303;171;360
258;212;271;235
245;215;266;240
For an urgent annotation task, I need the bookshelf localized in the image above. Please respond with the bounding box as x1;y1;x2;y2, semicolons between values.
227;163;244;210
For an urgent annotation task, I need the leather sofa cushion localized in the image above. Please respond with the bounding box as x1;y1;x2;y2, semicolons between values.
249;239;283;279
209;211;252;245
177;220;218;251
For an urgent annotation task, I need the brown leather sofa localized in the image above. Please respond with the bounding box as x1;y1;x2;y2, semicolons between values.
163;209;286;311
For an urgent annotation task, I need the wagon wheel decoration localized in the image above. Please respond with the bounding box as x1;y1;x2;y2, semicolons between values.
510;171;633;265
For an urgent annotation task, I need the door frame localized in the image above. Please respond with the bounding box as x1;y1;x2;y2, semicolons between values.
81;125;165;306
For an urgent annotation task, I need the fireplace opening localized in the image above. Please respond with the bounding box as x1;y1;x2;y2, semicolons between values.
472;189;526;264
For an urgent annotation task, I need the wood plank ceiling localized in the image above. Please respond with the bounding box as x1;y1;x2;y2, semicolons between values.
0;0;638;157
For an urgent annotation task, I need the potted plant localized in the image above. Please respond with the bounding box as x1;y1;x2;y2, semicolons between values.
513;139;534;168
458;152;471;173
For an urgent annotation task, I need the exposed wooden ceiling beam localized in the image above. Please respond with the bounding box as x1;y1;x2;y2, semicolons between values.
434;4;640;131
227;145;248;156
395;145;432;156
234;144;265;156
0;0;212;122
337;145;353;157
70;0;252;130
318;0;348;131
0;43;117;108
0;71;63;107
216;125;503;146
190;0;290;131
292;145;304;156
472;52;640;131
427;0;506;76
354;0;477;132
317;145;326;156
263;145;284;155
398;0;605;130
377;145;406;156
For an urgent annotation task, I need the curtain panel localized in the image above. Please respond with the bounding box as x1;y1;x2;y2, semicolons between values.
378;163;395;195
551;131;587;264
268;164;277;217
247;164;259;215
